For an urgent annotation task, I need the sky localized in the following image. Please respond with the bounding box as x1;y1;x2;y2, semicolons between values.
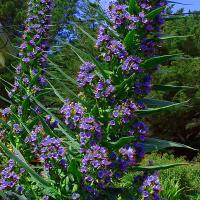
100;0;200;11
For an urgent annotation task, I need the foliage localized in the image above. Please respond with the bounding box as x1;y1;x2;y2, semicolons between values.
118;153;200;200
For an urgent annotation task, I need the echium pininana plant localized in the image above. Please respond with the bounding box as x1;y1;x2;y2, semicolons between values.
0;0;71;199
61;0;168;199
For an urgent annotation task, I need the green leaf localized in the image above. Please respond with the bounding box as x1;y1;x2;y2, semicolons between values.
6;192;27;200
124;29;137;52
141;54;184;69
145;6;166;20
104;136;136;150
0;141;51;188
152;84;195;92
68;159;82;182
132;163;188;171
142;98;177;107
144;138;198;153
136;100;189;115
159;35;193;40
47;72;83;103
128;0;139;15
48;59;78;86
48;80;65;102
75;23;96;42
0;94;11;104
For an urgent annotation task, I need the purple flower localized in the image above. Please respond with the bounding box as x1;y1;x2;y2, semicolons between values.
94;80;115;100
96;26;111;48
72;193;80;200
1;107;11;117
137;171;162;199
13;124;23;134
122;56;142;74
77;62;96;87
60;99;84;129
106;40;128;61
0;160;20;191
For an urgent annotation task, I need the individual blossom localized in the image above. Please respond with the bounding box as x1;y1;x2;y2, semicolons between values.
45;115;59;129
60;99;85;129
119;146;137;168
72;193;80;200
77;62;96;87
26;124;44;145
1;107;11;117
128;122;149;141
13;124;23;134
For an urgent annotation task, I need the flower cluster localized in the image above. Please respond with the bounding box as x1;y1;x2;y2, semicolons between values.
106;40;128;61
108;2;139;30
0;160;24;191
122;56;142;75
112;99;139;124
81;144;112;194
136;170;162;200
80;117;102;145
26;124;66;170
10;0;53;98
94;80;115;100
77;62;96;87
60;99;85;129
96;26;111;49
134;75;152;96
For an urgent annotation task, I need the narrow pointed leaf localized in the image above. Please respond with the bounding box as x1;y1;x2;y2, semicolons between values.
145;6;166;20
48;80;65;102
141;54;184;68
160;35;193;40
142;99;176;107
144;138;198;153
133;163;187;171
75;24;96;42
128;0;139;15
136;101;188;115
0;95;11;104
152;84;195;92
48;59;78;86
104;136;136;150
